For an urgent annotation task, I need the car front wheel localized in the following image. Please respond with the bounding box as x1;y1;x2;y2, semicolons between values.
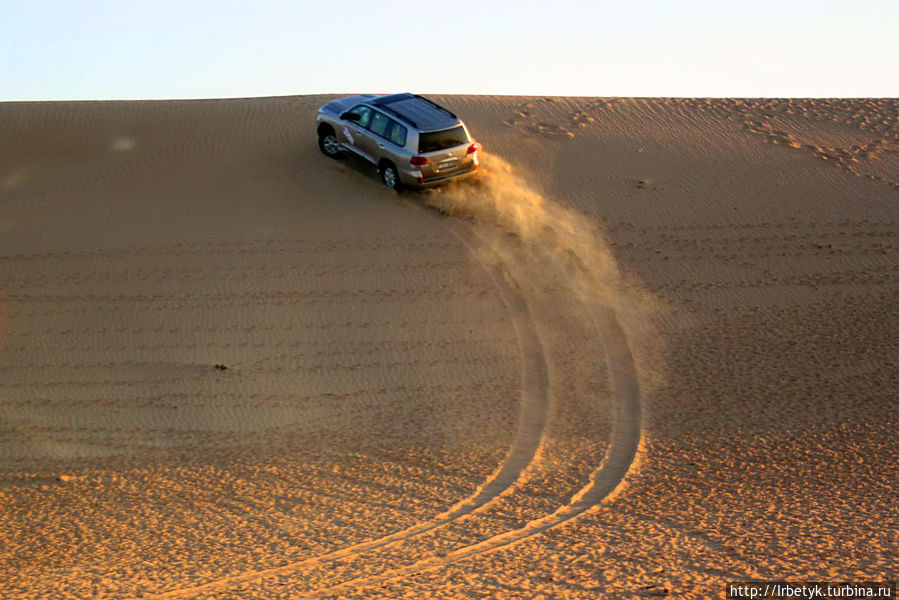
318;130;343;158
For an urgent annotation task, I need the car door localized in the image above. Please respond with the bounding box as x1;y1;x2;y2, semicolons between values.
339;105;375;162
355;110;393;161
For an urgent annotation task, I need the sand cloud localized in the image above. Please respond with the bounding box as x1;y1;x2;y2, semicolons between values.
425;152;664;395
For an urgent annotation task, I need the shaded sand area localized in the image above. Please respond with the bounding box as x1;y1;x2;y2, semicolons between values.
1;95;896;598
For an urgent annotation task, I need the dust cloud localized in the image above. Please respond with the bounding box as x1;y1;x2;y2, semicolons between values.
425;152;664;395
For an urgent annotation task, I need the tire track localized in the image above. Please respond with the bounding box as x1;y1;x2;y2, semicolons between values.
301;303;642;598
130;239;553;600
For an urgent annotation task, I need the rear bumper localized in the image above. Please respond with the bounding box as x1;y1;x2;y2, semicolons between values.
400;161;479;189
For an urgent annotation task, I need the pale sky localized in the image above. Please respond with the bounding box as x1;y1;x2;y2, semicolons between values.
2;0;897;100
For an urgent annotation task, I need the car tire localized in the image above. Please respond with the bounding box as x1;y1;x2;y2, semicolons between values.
380;161;403;191
318;128;343;159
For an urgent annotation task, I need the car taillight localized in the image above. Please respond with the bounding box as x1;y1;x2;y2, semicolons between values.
410;156;428;166
466;143;479;154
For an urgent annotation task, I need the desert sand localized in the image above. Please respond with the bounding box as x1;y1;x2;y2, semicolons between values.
0;94;896;599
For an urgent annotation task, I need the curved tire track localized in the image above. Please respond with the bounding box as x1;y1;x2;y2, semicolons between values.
304;304;642;598
133;230;552;600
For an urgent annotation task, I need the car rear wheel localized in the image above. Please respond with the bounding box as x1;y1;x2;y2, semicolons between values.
380;162;402;191
318;129;343;159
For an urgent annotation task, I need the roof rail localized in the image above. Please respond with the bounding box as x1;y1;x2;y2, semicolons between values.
413;94;457;119
375;104;418;128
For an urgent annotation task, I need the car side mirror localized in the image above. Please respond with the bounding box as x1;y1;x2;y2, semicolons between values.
341;112;361;122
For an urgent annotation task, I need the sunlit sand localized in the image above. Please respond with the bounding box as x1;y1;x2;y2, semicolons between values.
1;95;896;599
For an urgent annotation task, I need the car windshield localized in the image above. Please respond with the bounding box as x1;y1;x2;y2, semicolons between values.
418;126;468;153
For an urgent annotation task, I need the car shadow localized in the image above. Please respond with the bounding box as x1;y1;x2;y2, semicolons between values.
329;152;383;187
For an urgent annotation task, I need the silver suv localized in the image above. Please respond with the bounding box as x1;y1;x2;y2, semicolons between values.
316;93;480;190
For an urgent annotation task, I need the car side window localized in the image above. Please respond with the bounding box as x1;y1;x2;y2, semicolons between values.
369;111;390;137
386;120;407;147
348;105;372;128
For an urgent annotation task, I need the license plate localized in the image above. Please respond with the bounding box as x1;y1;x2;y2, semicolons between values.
437;158;458;171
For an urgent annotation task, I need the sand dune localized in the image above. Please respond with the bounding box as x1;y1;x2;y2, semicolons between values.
0;95;896;599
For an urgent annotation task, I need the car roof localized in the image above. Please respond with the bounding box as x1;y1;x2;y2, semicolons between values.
368;93;460;133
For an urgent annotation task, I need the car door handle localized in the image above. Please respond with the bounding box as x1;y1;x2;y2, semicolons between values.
378;143;385;149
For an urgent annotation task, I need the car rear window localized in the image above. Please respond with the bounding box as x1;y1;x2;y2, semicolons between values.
418;126;468;153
